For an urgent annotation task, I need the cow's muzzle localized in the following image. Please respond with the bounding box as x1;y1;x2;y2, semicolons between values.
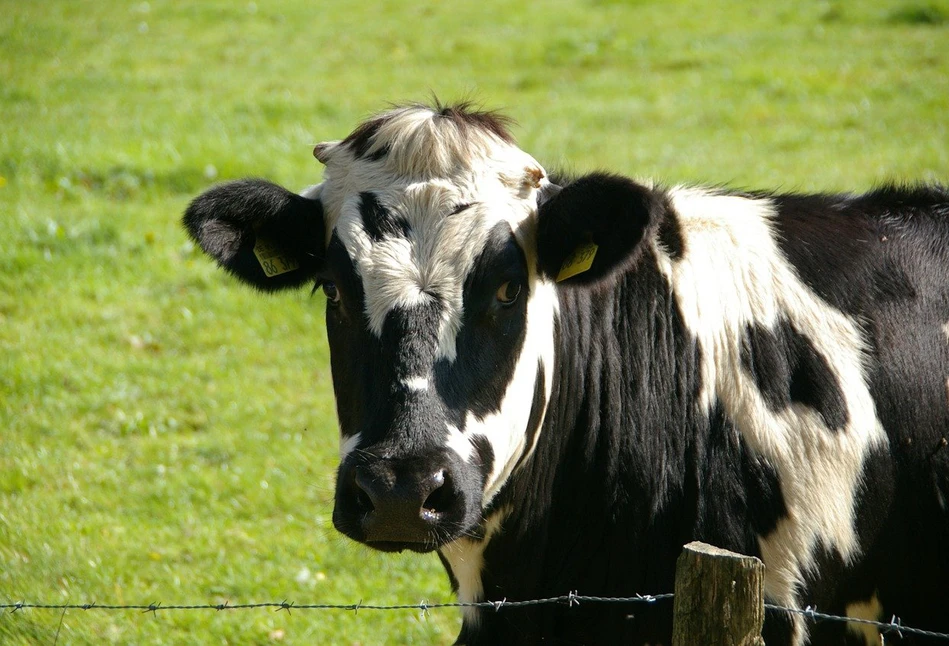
333;453;477;552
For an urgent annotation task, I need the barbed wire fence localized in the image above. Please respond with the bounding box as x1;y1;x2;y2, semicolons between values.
4;593;949;641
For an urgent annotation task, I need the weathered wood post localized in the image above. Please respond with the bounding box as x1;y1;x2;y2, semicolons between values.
672;542;765;646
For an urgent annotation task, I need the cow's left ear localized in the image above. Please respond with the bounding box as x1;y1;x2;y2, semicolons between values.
183;179;325;291
536;173;664;285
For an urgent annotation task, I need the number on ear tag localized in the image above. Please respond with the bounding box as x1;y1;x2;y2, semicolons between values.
556;242;598;282
253;236;300;277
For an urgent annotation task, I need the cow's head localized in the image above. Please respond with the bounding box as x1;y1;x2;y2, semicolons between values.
184;103;660;552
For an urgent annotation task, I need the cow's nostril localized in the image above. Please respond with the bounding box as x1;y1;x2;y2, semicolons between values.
421;469;453;517
352;478;375;513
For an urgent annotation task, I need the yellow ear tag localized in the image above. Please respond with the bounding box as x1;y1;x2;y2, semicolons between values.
556;242;599;282
253;236;300;277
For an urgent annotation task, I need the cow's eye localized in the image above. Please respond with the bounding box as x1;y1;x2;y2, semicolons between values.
322;281;341;304
496;281;521;306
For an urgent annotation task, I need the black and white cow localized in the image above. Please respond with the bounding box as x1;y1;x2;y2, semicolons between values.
183;102;949;645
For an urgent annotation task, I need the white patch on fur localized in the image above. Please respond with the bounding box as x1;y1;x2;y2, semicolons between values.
439;508;507;626
845;594;883;645
339;432;362;461
404;376;429;392
654;187;888;645
469;278;557;504
446;424;474;463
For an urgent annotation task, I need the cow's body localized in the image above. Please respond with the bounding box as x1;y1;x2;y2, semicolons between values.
184;103;949;645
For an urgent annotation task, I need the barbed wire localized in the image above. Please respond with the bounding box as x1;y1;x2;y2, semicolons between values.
3;594;949;640
0;593;670;615
765;603;949;641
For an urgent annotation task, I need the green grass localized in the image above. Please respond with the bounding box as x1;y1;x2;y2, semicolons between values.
1;0;946;643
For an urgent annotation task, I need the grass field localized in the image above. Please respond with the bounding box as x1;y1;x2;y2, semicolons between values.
1;0;947;643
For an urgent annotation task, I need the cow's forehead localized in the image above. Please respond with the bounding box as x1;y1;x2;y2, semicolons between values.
316;104;547;227
312;105;549;352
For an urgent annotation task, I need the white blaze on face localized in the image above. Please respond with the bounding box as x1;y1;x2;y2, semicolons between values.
468;277;557;504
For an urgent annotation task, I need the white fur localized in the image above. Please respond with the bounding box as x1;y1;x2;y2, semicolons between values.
446;424;474;463
439;508;507;625
403;376;429;392
654;187;888;645
339;432;362;461
845;594;883;645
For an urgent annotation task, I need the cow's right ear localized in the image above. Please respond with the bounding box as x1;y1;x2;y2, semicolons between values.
183;179;325;291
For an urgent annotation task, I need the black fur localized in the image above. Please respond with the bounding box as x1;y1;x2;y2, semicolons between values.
536;173;668;285
741;320;849;431
182;179;324;290
359;191;410;241
341;116;389;160
656;207;686;260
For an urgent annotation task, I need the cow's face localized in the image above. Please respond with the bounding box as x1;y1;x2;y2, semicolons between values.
313;106;558;551
184;103;660;553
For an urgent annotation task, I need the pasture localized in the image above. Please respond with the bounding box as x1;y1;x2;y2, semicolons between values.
1;1;947;644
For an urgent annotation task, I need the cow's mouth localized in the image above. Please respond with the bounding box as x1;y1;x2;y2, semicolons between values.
364;540;439;554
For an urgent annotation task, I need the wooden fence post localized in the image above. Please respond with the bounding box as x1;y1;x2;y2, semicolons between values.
672;541;765;646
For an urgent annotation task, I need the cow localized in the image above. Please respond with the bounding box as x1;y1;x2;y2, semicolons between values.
183;102;949;645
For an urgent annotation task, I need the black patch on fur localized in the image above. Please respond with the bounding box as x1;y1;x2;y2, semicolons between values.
471;434;495;481
691;405;788;545
359;192;410;241
786;325;849;431
432;100;515;144
381;301;443;381
341;116;389;160
768;185;948;316
741;323;792;412
434;222;529;422
656;208;685;260
512;361;547;474
740;320;849;431
741;444;788;537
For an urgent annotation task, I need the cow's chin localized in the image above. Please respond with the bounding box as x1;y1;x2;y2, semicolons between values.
341;514;482;554
363;540;439;554
332;499;485;555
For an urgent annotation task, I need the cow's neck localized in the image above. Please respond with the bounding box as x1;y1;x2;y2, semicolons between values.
446;255;705;637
